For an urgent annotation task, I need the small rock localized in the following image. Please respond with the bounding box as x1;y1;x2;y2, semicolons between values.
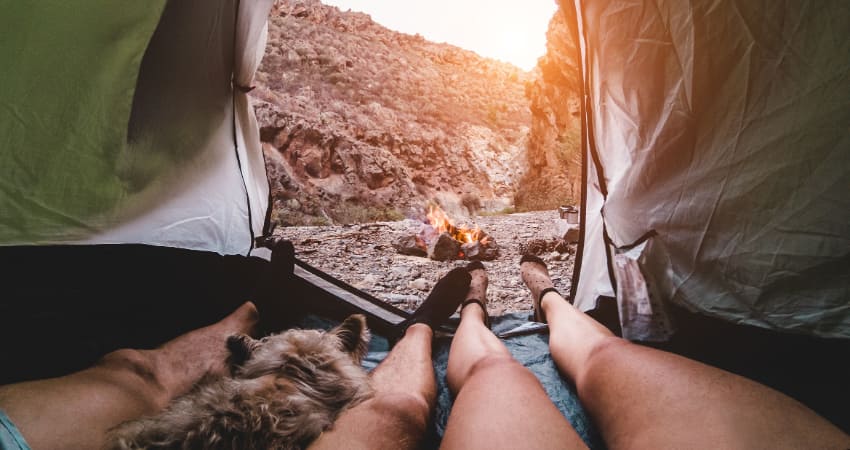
354;273;379;290
391;266;411;277
409;278;430;291
563;227;580;244
384;293;421;304
393;234;426;257
460;241;481;260
479;237;500;260
553;219;580;243
519;239;551;256
554;240;571;254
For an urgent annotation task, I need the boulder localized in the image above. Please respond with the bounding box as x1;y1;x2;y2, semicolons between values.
428;232;461;261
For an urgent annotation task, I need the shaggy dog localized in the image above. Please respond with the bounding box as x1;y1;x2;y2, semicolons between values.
107;315;373;450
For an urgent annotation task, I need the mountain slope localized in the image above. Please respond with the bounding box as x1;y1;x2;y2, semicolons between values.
516;5;582;211
253;0;531;225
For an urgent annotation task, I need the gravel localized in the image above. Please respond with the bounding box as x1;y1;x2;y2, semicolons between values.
275;210;576;317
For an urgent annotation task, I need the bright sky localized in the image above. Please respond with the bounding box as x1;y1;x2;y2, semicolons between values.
321;0;559;71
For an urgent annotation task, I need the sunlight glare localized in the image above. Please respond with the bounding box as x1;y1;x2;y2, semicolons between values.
320;0;559;71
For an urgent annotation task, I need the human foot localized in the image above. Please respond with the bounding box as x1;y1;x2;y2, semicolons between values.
520;255;561;323
399;267;471;333
203;302;260;376
221;302;261;337
159;302;260;395
460;261;490;328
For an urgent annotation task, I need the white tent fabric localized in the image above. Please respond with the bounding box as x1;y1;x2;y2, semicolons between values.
0;0;273;257
569;0;850;338
235;0;276;247
89;0;274;256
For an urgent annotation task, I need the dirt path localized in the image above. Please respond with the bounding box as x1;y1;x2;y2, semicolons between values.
276;210;576;316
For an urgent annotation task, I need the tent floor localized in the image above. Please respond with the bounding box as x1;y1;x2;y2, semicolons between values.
0;245;847;432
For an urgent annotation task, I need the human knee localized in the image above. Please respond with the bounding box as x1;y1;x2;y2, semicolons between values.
573;336;630;388
585;336;630;364
464;355;530;386
98;349;169;408
448;354;518;392
367;392;432;436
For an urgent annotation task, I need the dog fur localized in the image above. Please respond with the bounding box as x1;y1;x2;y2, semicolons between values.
107;315;373;450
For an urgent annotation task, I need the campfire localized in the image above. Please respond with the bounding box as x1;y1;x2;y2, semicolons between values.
394;204;500;261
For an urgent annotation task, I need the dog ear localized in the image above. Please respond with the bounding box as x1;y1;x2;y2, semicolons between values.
332;314;370;362
227;334;260;368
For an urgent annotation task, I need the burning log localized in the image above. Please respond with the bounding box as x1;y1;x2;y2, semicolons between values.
461;238;500;261
395;204;500;261
426;204;485;245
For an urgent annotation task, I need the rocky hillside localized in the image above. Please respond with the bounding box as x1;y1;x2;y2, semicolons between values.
516;5;582;211
253;0;531;226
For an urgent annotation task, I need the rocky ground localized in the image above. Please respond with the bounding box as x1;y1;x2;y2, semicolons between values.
275;210;576;316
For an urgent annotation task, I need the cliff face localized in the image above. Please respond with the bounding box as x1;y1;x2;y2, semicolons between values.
253;0;531;225
515;5;582;211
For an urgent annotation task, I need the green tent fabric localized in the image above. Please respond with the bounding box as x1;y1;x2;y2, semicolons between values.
568;0;850;338
0;0;274;256
0;0;166;243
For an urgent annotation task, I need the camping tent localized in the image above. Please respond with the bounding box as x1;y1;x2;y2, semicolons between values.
566;0;850;340
3;0;847;346
0;0;848;435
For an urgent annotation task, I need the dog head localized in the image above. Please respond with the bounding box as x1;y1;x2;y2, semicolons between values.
226;314;371;380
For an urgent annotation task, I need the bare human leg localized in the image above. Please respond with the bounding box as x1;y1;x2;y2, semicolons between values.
520;257;850;450
308;323;436;450
0;302;259;450
441;262;587;450
310;267;471;450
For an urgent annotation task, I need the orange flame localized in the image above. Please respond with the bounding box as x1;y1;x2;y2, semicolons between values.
426;204;485;244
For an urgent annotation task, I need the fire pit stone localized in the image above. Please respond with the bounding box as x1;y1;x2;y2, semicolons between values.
428;232;462;261
395;204;500;261
393;234;427;257
461;238;500;261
